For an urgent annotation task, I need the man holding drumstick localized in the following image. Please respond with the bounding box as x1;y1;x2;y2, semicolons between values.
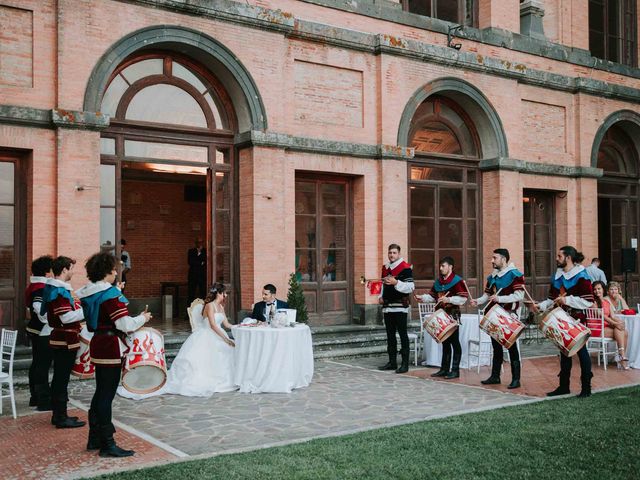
416;256;468;379
471;248;525;389
534;246;594;398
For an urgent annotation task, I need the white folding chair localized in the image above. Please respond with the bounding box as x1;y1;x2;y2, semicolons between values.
412;303;436;366
467;308;493;373
0;329;18;418
585;307;617;370
187;298;205;332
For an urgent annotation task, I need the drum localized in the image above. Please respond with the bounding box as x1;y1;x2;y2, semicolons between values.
122;327;167;394
423;309;458;343
480;304;525;349
71;326;94;379
540;307;591;357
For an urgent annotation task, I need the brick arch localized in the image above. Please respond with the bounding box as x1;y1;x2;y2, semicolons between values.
397;77;508;159
591;110;640;169
83;25;267;132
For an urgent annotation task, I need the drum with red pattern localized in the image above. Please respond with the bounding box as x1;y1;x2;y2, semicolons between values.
480;304;525;349
71;326;94;379
122;327;167;394
540;307;591;357
423;309;458;343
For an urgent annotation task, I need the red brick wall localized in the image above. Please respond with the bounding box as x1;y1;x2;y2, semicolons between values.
120;179;206;298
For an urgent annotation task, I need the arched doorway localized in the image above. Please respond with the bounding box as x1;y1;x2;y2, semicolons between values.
407;94;482;295
98;52;237;321
596;122;640;299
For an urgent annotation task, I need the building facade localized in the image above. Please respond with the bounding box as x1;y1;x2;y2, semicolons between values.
1;0;639;331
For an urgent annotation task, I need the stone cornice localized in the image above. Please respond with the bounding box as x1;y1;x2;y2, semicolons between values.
113;0;640;104
0;105;53;129
479;158;603;178
0;105;110;130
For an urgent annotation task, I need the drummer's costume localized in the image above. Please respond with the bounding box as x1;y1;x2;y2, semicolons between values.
77;281;146;456
538;265;594;397
26;276;53;410
380;258;415;373
419;272;468;378
474;264;525;388
41;278;85;428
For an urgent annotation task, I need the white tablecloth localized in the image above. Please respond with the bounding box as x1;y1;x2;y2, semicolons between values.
423;313;492;369
231;324;314;393
618;315;640;369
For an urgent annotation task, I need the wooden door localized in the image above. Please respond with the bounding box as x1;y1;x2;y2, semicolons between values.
523;190;556;300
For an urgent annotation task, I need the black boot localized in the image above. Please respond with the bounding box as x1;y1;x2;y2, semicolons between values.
87;410;100;450
431;349;451;377
547;371;571;397
35;384;52;411
507;360;521;389
481;361;502;385
99;424;135;458
378;361;397;371
51;399;83;428
396;350;409;374
445;350;461;379
577;372;593;398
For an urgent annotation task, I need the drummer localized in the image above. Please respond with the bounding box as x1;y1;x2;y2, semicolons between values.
76;252;151;457
470;248;525;389
416;256;468;379
534;246;594;398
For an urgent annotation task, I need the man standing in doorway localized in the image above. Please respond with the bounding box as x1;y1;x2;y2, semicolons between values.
188;237;207;302
585;257;607;284
378;244;415;374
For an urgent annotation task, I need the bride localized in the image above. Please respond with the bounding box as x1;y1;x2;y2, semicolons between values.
164;282;237;396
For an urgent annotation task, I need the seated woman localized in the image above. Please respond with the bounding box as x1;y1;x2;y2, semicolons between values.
606;281;630;313
592;281;629;370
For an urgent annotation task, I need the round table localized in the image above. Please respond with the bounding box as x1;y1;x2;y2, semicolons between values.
231;324;314;393
618;315;640;369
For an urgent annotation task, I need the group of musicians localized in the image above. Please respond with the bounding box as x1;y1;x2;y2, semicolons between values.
378;244;594;398
26;252;151;458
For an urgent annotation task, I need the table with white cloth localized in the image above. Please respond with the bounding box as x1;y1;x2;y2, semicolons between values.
423;313;492;369
618;315;640;369
231;324;314;393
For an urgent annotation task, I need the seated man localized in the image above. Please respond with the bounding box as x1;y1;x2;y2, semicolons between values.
251;284;289;322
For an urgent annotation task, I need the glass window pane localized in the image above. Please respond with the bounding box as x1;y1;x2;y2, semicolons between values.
216;249;230;283
295;182;316;215
407;0;431;16
100;207;116;250
0;163;14;203
215;210;230;247
411;249;435;280
439;188;463;217
215;172;229;209
411;218;434;249
205;92;228;130
172;62;207;93
100;164;116;207
410;166;463;182
467;220;477;248
467;190;477;218
126;84;208;128
466;249;477;279
321;216;346;249
439;219;463;248
296;249;316;282
0;205;14;247
467;170;477;184
410;186;435;217
436;0;459;22
611;200;626;224
215;149;230;165
412;122;462;155
120;59;163;84
100;138;116;156
321;183;346;214
322;248;345;282
101;75;128;117
124;140;208;163
296;216;316;249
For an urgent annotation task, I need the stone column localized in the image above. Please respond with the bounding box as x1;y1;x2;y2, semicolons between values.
520;0;546;40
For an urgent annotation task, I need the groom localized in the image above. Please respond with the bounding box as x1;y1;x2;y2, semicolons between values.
252;284;289;322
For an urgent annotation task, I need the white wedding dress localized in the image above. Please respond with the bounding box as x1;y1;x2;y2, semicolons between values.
117;304;237;399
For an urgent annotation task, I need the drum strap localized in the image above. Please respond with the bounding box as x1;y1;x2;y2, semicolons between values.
94;330;118;336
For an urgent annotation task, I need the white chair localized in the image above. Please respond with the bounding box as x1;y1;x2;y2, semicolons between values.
585;307;617;370
187;298;204;332
467;308;493;373
417;302;436;348
0;328;18;419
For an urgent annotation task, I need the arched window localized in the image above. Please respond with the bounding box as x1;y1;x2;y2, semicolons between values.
408;96;481;293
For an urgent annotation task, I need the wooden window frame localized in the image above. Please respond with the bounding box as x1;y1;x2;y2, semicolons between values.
402;0;479;27
589;0;638;67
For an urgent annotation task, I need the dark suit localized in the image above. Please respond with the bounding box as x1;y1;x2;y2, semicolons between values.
251;299;289;322
188;247;207;302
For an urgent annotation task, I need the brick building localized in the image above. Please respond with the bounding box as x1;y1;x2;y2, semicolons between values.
1;0;639;332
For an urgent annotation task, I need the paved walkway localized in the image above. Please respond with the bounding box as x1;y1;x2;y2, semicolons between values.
2;355;639;479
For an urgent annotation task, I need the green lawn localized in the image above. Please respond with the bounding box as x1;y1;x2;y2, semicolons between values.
95;386;640;480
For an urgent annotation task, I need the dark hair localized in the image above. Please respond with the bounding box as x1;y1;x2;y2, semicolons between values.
560;246;585;264
440;256;455;267
592;257;600;263
85;253;117;283
31;255;54;277
52;256;76;276
388;243;401;252
205;282;226;304
263;284;277;294
120;239;127;246
493;248;510;262
592;280;607;307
